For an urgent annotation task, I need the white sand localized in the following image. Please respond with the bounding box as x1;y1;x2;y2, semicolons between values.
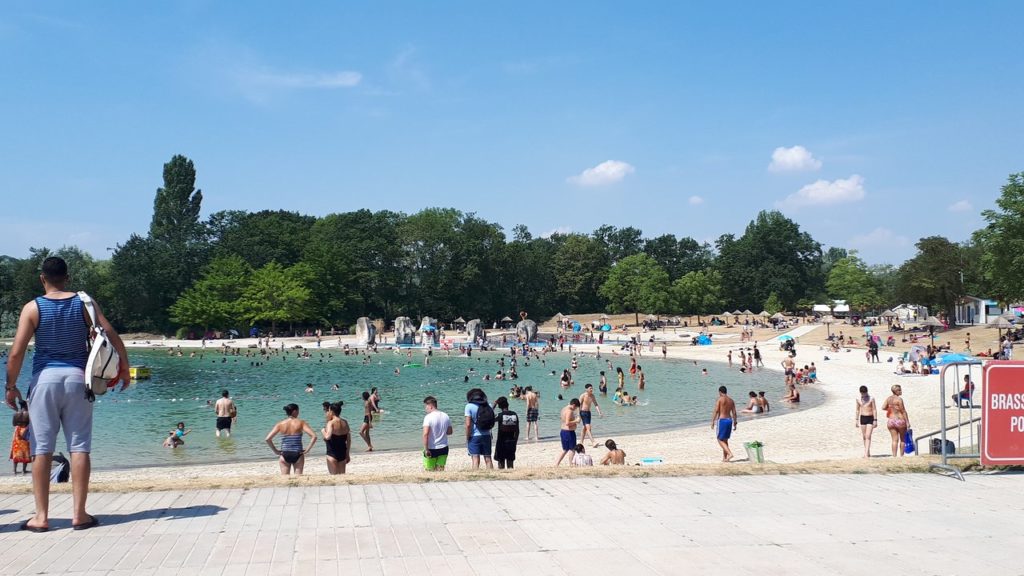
1;324;975;490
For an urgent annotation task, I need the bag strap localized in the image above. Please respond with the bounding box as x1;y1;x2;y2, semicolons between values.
78;291;98;328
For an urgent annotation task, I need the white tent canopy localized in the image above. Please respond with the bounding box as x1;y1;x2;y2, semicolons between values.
812;304;832;313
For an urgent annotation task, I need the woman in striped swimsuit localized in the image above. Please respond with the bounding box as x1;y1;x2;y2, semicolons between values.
265;403;317;475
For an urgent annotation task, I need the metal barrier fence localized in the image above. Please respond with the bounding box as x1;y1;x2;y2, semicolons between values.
917;361;983;480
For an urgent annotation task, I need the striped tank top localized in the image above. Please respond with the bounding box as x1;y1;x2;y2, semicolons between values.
32;295;89;376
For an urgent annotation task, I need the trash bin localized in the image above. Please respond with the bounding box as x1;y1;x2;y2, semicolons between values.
744;442;765;463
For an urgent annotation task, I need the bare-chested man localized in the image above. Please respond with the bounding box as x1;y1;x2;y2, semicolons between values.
215;389;236;437
578;384;604;445
711;386;737;462
524;386;540;441
555;398;582;466
781;355;796;386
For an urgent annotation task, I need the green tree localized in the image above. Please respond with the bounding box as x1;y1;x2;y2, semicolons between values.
763;292;784;315
826;253;882;312
975;172;1024;303
593;225;643;264
211;210;316;269
150;155;203;244
672;269;724;317
237;262;314;334
716;211;823;311
599;254;672;324
644;234;714;281
551;234;610;313
169;255;252;331
896;236;964;323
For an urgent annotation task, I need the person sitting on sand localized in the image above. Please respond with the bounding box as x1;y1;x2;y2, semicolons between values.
740;391;761;414
601;439;626;465
571;444;594;466
781;386;800;403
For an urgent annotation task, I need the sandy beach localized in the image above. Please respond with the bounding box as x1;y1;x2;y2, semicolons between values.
1;319;983;493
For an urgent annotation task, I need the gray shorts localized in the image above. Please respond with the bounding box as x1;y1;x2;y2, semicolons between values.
27;367;94;455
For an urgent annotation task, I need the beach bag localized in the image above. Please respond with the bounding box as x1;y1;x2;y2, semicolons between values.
79;292;120;397
50;453;70;483
903;429;915;454
474;401;496;431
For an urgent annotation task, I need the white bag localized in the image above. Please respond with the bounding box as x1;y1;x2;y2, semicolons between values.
79;292;120;396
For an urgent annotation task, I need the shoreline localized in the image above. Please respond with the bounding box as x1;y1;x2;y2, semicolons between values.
1;324;976;492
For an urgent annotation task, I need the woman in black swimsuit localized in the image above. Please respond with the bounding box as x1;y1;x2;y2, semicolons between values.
322;402;351;474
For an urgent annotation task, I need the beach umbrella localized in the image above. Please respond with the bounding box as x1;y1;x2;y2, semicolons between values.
553;312;565;321
935;353;981;365
920;316;944;327
771;312;786;320
722;311;733;317
1001;310;1017;321
758;311;770;317
880;310;897;318
821;315;836;337
599;313;609;320
742;309;754;316
454;317;465;323
732;309;743;315
646;314;658;321
988;315;1015;338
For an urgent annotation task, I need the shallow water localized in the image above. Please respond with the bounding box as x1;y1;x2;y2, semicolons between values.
5;347;820;468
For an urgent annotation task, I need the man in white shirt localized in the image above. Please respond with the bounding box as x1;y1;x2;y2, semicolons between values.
422;396;453;471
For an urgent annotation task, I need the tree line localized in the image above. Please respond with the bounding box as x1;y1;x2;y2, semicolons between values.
1;155;1021;337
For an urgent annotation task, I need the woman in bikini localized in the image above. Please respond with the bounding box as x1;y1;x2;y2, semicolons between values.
265;404;317;475
616;367;625;390
629;357;637;380
855;385;877;458
881;384;910;457
321;402;351;475
360;391;375;451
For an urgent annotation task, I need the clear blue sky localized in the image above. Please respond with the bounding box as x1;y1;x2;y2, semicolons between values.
2;2;1022;265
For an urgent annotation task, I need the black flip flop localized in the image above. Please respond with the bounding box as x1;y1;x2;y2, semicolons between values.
20;521;48;533
71;515;99;531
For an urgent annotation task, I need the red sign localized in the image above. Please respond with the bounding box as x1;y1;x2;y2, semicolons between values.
982;361;1024;466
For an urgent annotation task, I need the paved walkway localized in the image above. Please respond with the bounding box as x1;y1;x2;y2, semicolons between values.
0;473;1020;575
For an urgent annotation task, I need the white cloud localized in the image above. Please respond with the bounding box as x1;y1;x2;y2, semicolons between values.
541;226;573;238
849;227;910;248
688;195;704;206
948;200;973;213
243;69;362;90
777;175;865;209
567;160;635;187
769;145;822;172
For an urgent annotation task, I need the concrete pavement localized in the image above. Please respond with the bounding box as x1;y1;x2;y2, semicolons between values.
0;472;1021;575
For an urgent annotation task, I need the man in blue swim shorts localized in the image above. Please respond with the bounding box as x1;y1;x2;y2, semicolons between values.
711;385;737;462
555;398;581;466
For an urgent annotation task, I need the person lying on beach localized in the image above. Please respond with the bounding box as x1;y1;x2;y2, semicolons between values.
601;439;626;465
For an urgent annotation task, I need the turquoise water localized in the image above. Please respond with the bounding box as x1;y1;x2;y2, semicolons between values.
4;347;819;468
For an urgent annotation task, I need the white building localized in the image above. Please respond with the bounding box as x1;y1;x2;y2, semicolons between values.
954;296;1003;326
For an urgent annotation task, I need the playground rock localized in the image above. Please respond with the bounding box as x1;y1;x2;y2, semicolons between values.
394;317;416;345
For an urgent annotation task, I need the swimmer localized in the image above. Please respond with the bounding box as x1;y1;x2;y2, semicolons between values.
701;368;708;376
305;383;314;394
740;391;762;414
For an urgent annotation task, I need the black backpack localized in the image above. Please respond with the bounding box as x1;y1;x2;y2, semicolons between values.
474;401;496;431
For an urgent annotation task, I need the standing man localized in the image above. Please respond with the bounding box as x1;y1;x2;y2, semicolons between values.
524;386;540;441
5;257;129;532
753;343;763;367
464;388;494;469
422;396;452;471
711;386;737;462
215;390;236;437
555;398;582;466
492;396;520;469
578;384;604;445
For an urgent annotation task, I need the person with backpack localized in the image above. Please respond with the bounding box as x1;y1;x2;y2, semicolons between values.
5;257;129;532
464;388;495;469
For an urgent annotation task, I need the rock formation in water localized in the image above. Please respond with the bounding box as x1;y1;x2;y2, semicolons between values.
516;319;538;343
355;317;376;346
419;316;439;346
465;319;483;343
394;316;416;345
